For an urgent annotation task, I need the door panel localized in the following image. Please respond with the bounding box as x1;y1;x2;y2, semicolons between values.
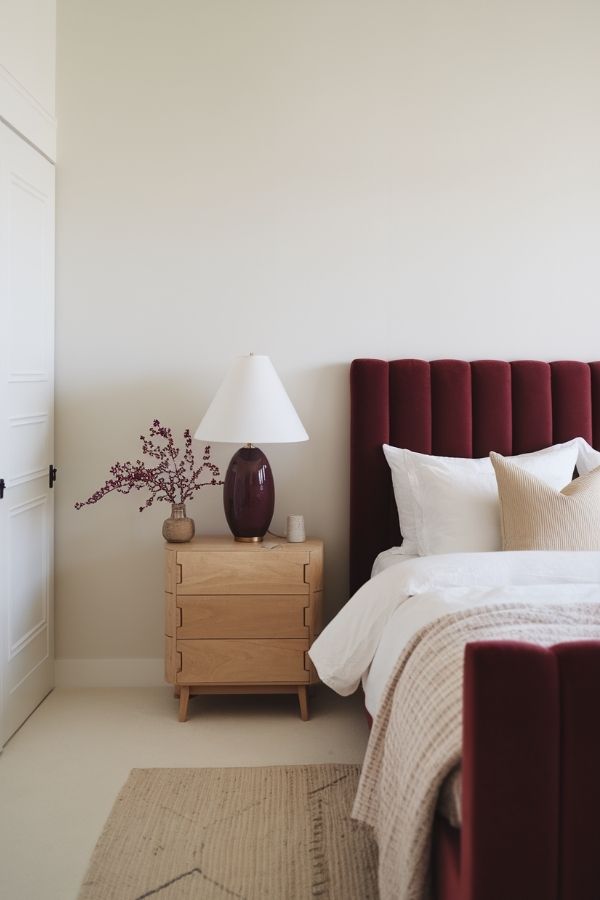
8;413;51;485
0;121;54;747
9;496;49;648
8;172;52;377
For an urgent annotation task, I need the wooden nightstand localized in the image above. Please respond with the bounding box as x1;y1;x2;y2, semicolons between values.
164;536;323;722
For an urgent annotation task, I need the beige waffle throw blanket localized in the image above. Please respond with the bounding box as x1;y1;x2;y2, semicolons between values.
352;602;600;900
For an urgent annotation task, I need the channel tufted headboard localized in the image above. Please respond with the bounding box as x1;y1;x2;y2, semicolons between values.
350;359;600;595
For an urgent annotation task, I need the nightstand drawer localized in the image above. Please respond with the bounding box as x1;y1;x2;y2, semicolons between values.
177;550;310;595
177;639;310;683
178;595;309;639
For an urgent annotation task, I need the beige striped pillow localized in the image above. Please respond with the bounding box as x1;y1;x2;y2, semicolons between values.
491;451;600;551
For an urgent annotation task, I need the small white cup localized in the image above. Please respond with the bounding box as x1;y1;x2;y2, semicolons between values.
286;514;306;543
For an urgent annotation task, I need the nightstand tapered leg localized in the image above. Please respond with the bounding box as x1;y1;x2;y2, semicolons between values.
179;685;190;722
298;685;309;721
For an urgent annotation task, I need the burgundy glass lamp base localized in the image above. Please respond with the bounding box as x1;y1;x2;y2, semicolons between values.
223;445;275;542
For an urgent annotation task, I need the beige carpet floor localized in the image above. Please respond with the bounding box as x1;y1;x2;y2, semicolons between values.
78;764;378;900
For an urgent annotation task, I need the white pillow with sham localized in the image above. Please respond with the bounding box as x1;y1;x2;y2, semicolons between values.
383;439;580;556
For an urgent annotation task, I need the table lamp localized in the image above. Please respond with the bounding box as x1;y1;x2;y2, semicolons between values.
194;354;309;541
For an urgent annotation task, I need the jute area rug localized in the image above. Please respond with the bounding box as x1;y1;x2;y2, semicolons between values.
78;764;378;900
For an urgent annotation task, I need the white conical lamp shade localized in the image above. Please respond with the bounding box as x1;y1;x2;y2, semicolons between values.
194;355;309;444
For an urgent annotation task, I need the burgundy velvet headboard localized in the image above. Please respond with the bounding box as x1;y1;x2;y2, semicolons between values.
350;359;600;595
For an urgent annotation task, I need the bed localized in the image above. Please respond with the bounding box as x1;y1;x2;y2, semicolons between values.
311;359;600;900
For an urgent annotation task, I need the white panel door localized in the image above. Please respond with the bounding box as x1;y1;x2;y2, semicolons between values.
0;0;57;160
0;119;54;747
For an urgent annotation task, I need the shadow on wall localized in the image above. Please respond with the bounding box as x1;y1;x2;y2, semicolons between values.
54;362;352;660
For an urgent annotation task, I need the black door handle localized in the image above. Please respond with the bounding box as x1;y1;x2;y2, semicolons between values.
49;465;57;488
0;478;5;500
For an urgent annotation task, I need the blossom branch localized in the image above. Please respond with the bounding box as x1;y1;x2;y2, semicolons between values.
75;421;223;512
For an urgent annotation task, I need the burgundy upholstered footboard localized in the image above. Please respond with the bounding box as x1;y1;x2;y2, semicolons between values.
433;640;600;900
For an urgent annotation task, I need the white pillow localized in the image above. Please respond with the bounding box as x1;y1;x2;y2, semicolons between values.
577;438;600;475
383;439;580;556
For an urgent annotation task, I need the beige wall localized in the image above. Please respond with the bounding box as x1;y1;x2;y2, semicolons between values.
56;0;600;668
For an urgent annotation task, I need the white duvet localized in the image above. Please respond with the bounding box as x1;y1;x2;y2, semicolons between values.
309;551;600;716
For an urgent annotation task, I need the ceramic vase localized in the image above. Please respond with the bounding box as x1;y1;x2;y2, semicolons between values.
162;502;195;543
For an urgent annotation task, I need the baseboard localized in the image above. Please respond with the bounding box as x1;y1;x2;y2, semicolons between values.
55;658;165;688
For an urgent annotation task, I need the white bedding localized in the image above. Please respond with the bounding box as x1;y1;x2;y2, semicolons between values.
371;546;417;576
309;550;600;715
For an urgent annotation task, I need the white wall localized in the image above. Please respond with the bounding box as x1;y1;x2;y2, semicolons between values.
56;0;600;675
